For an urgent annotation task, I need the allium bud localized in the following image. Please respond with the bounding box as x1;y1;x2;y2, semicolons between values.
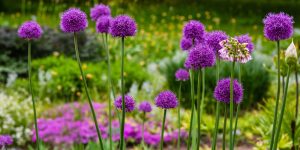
285;40;298;66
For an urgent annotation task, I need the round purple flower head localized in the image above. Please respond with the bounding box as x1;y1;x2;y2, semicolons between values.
114;95;135;112
205;31;228;54
96;16;111;33
0;135;13;147
175;68;190;81
263;12;294;41
183;20;205;42
187;44;216;70
110;15;137;37
235;34;254;53
184;57;192;70
138;101;152;113
155;91;178;109
180;37;193;51
60;8;88;33
214;78;243;104
90;4;111;21
18;21;42;39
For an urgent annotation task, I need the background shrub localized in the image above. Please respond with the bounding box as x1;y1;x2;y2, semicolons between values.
0;26;104;83
162;55;271;112
10;55;149;101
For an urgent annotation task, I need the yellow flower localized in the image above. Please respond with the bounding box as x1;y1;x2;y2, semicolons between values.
51;71;58;76
82;64;88;70
57;85;62;90
53;51;60;57
86;73;93;79
231;18;236;24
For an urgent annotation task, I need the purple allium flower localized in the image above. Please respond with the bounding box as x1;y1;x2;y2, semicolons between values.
96;16;111;33
184;57;192;70
60;8;88;33
183;20;205;42
235;34;254;53
263;12;294;41
214;78;243;104
180;37;193;51
18;21;43;39
114;95;135;112
175;68;190;81
0;135;13;147
205;31;228;54
155;91;178;109
186;44;216;70
110;15;137;37
90;4;111;21
138;101;152;113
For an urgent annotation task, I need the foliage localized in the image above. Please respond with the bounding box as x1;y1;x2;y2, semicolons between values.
0;26;104;83
161;53;271;111
9;55;149;101
253;83;300;149
0;90;41;145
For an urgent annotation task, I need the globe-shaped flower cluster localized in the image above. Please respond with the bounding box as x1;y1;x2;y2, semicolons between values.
214;78;243;104
114;95;135;112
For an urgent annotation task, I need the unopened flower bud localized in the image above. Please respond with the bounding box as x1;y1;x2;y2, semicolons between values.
285;41;298;66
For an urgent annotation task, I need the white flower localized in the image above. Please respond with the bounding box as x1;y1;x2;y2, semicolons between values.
285;40;297;65
219;37;252;63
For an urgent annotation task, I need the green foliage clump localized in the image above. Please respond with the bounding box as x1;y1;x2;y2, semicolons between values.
162;55;271;111
0;26;104;83
11;55;149;101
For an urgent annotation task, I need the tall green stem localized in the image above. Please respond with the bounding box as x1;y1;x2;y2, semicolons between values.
187;70;195;150
197;70;201;149
160;109;167;150
212;58;220;150
233;63;242;145
270;41;281;150
104;33;116;99
296;69;299;120
103;33;113;150
273;66;291;149
222;104;228;150
142;112;146;149
73;33;104;149
120;37;126;150
177;82;182;150
199;69;205;132
28;41;40;150
293;68;299;149
229;61;235;150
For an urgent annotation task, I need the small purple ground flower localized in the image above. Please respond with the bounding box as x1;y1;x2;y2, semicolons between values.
180;37;193;51
235;34;254;53
114;95;135;112
205;30;228;55
183;20;205;42
110;15;137;37
186;44;216;70
0;135;13;147
138;101;152;113
60;8;88;33
175;68;190;81
90;4;111;21
155;91;178;109
18;21;43;39
96;16;112;33
263;12;294;41
214;78;243;104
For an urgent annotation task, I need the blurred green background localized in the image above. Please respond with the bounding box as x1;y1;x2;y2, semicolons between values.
1;0;300;149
